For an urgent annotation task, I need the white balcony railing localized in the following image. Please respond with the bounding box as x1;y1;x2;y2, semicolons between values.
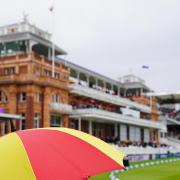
50;103;72;114
71;108;166;130
160;115;180;125
70;84;151;113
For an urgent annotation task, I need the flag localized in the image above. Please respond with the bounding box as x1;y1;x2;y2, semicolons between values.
142;65;149;69
49;6;54;12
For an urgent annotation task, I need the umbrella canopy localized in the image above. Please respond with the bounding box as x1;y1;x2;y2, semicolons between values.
0;128;125;180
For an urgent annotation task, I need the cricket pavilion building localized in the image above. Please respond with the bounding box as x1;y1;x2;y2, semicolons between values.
0;20;166;146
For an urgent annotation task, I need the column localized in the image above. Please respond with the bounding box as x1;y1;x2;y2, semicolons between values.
89;120;92;135
124;89;126;97
48;47;51;59
77;72;80;83
1;122;5;136
62;115;69;128
25;40;29;53
120;124;127;141
114;123;118;138
140;88;143;96
43;87;51;127
117;87;120;96
78;117;81;131
86;75;90;87
3;43;6;55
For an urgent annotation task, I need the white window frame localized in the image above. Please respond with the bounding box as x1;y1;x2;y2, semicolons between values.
34;112;40;128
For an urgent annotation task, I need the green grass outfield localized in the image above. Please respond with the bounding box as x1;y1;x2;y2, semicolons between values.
90;158;180;180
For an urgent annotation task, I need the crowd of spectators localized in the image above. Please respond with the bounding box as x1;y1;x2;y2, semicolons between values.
72;103;122;114
77;80;118;95
160;107;180;121
111;140;167;148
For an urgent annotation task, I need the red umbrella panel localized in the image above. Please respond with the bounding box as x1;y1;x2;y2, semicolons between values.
0;128;125;180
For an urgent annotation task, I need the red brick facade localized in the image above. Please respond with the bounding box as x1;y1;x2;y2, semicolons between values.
0;52;70;135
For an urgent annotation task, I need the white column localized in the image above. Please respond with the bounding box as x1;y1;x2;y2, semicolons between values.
140;88;143;95
120;124;127;141
78;117;81;131
77;72;80;82
48;47;51;59
87;75;90;87
124;89;126;97
25;40;29;53
89;120;92;135
118;87;120;96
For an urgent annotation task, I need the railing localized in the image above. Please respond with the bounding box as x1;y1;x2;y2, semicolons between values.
50;103;72;114
71;108;165;130
0;73;68;88
114;145;180;155
160;115;180;125
165;137;180;148
70;84;151;113
0;22;51;41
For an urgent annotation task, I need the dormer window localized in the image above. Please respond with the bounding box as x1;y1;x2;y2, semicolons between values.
8;27;18;34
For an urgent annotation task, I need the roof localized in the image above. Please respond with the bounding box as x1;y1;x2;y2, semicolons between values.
118;74;152;92
147;92;180;104
56;58;124;88
0;21;67;55
0;113;22;120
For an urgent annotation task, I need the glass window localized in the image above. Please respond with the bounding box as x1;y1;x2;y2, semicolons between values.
52;93;60;103
50;115;61;127
0;91;8;103
4;67;15;75
34;112;40;128
19;92;26;102
34;93;40;102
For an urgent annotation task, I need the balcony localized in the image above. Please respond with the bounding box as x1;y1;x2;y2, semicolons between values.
49;103;72;114
0;74;68;89
71;108;166;130
160;115;180;125
70;84;151;113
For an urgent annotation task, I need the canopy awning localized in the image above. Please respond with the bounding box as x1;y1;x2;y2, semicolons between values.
0;113;22;121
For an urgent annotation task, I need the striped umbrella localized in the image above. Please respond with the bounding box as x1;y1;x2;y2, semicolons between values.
0;128;125;180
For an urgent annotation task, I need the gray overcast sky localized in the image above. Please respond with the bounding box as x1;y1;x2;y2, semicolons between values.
1;0;180;92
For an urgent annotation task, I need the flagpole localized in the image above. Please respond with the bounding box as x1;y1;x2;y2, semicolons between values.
50;2;55;78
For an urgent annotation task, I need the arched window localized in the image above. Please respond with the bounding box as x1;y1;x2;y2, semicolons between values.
0;91;8;103
52;93;60;103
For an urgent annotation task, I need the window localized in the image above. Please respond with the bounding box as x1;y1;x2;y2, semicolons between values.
44;69;52;77
52;93;60;103
50;115;61;127
4;67;15;75
19;92;26;102
0;91;8;103
55;72;60;79
160;132;164;138
34;93;41;102
34;113;40;128
19;113;26;130
8;27;18;34
34;66;41;76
